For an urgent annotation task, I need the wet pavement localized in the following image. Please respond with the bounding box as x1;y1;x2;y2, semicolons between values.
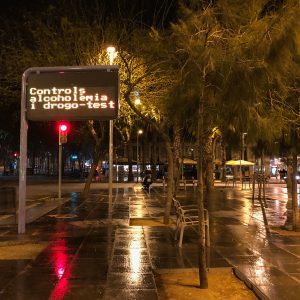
0;181;299;299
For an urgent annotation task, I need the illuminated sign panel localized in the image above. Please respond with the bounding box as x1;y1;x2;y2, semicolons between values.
25;66;119;121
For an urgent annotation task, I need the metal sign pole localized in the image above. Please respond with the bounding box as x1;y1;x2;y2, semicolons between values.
137;132;139;183
109;120;113;208
58;141;62;199
107;47;116;217
18;73;28;234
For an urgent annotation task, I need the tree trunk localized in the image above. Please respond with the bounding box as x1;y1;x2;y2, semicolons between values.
285;154;293;229
150;141;157;180
173;122;182;195
82;153;100;197
291;128;300;231
82;121;103;197
292;150;299;230
287;155;293;197
142;138;146;173
163;139;174;224
197;100;208;289
203;132;214;191
128;141;134;182
221;139;226;181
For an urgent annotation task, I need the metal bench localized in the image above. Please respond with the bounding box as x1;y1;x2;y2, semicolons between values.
172;197;210;248
192;179;198;189
178;179;186;191
225;175;236;187
242;176;252;189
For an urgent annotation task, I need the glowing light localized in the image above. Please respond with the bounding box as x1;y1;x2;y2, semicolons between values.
106;46;117;65
60;124;67;132
57;267;65;279
84;160;92;167
106;46;116;54
135;98;141;105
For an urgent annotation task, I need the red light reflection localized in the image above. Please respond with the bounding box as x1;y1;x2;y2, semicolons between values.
48;239;73;300
55;249;67;279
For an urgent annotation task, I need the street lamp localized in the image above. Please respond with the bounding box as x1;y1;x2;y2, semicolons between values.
106;46;117;203
107;46;117;65
137;129;143;182
242;133;247;161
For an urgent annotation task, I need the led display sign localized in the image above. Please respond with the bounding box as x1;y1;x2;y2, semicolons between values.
25;66;119;121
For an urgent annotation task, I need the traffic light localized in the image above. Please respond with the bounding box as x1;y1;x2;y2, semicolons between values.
58;122;69;144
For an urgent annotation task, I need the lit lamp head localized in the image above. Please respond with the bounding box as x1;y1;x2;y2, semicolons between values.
138;129;143;135
106;46;117;64
106;46;115;54
58;122;69;144
134;98;141;105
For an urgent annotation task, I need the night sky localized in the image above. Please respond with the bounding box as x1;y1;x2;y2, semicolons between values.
0;0;179;27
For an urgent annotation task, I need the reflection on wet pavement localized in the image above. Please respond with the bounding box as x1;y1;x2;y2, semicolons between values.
104;225;158;299
146;184;300;299
206;187;300;300
49;238;72;299
0;183;299;299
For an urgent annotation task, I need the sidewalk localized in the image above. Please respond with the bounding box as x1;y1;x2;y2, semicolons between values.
0;182;299;299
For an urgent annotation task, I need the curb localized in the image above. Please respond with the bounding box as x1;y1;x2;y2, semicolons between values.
232;267;269;300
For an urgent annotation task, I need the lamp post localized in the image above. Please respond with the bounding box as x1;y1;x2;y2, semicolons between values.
137;129;143;182
107;46;117;203
242;133;247;161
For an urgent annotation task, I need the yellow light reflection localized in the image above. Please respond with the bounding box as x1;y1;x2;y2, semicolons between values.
241;198;252;224
227;190;234;199
254;257;266;278
129;228;143;282
130;196;145;218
